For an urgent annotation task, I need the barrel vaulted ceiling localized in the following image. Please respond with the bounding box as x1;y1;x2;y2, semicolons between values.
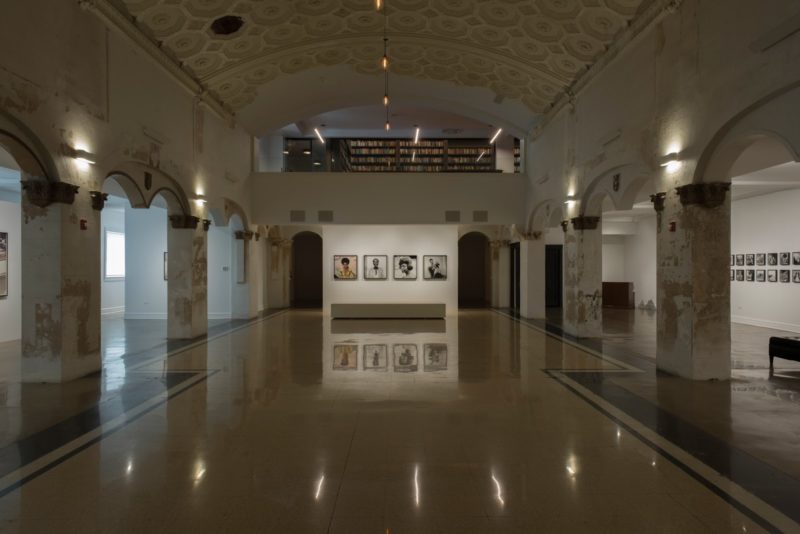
115;0;649;118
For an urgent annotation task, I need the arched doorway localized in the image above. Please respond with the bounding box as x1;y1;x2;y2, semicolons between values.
458;232;490;308
0;146;21;348
291;231;322;308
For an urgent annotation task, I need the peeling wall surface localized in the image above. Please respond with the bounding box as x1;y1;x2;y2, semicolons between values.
562;225;603;338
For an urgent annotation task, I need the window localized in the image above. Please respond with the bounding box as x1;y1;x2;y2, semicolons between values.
105;230;125;279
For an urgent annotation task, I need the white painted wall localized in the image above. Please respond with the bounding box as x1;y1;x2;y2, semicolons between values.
601;216;658;307
124;206;168;319
732;188;800;332
207;224;232;319
0;199;20;342
100;206;125;315
602;235;626;282
322;225;458;315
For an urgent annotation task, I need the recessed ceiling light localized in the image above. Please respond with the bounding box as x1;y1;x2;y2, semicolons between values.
210;15;244;36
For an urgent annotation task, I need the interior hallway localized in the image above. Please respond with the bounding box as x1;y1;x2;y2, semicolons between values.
1;309;798;532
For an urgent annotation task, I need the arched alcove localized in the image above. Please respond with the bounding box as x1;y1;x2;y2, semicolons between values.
458;232;491;308
291;231;323;308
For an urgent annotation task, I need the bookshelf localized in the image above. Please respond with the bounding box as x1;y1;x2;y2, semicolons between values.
345;138;495;172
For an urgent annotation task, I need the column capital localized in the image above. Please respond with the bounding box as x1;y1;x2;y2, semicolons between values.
489;239;510;249
676;182;731;209
89;191;108;211
519;231;543;241
169;214;200;229
650;192;667;212
202;219;211;232
570;216;600;231
22;181;79;208
234;230;254;240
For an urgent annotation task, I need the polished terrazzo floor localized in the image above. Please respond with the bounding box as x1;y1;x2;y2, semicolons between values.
0;310;798;532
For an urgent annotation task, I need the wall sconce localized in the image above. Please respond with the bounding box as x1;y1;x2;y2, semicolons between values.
564;195;577;206
66;146;97;165
659;152;682;173
193;195;207;206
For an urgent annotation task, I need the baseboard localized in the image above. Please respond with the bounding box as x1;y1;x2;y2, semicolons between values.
102;306;125;316
208;312;232;320
732;315;800;334
124;312;168;320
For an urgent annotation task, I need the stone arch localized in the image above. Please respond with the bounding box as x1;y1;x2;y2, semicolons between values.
103;162;191;215
580;163;653;217
208;197;250;230
527;199;560;232
0;109;59;181
695;83;800;183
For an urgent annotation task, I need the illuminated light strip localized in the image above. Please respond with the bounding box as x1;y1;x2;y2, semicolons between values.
314;128;325;144
477;151;486;162
414;466;420;506
490;128;503;144
414;127;420;144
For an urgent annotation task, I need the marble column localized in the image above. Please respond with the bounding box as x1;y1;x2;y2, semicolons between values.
519;233;546;319
562;216;603;338
656;183;731;380
167;215;208;340
21;179;101;382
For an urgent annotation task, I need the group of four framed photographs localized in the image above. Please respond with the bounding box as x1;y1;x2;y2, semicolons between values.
731;252;800;283
333;343;448;372
333;255;447;281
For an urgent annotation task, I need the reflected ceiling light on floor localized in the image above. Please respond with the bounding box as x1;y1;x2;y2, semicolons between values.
414;126;420;144
491;472;505;507
412;151;416;163
385;121;391;132
414;465;420;506
314;128;325;144
490;128;503;144
384;94;390;107
125;459;133;476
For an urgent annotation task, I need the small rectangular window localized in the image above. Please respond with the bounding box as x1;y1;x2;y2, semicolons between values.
105;230;125;280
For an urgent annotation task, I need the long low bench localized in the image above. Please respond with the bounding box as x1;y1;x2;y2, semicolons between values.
331;303;446;320
768;336;800;368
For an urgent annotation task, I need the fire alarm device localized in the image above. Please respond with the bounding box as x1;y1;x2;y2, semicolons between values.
80;219;88;230
669;221;677;232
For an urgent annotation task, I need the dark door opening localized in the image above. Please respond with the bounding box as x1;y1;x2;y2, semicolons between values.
458;232;491;308
545;244;563;309
509;242;521;311
291;232;323;308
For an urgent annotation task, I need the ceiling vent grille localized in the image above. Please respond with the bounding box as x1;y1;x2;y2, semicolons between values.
318;210;334;223
445;210;461;223
473;210;489;223
289;210;306;223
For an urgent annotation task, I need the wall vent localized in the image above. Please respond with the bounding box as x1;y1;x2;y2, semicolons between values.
445;210;461;223
289;210;306;223
473;210;489;223
318;210;334;223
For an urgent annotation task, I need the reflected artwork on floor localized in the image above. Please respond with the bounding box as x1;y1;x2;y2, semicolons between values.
363;344;388;371
745;254;755;266
780;252;791;266
334;255;358;280
363;255;388;280
768;270;778;282
0;231;6;298
756;270;766;282
780;270;791;283
794;252;800;266
393;344;418;372
333;344;358;370
794;270;800;283
423;343;448;371
735;270;744;281
423;255;447;280
735;254;744;266
756;253;766;266
393;255;418;280
768;253;778;266
746;270;754;282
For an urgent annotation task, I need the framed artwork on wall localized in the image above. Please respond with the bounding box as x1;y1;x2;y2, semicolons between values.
363;344;388;371
735;254;744;266
0;232;7;298
393;255;418;280
793;270;800;283
793;252;800;266
730;269;735;281
363;255;388;280
334;255;358;280
735;270;744;282
746;270;754;282
333;344;358;370
423;344;448;371
768;253;778;266
393;344;418;372
745;254;755;266
780;252;791;266
768;270;778;282
756;254;766;266
756;270;766;282
780;270;791;283
423;256;448;280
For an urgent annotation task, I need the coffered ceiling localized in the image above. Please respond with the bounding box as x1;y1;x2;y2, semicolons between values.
114;0;649;122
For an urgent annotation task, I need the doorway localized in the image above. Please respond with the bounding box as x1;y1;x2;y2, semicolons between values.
545;244;563;309
509;242;521;311
291;232;323;308
458;232;490;308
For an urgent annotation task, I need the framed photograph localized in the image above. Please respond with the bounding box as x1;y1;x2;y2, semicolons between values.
333;344;358;370
745;254;755;266
393;255;418;280
735;270;744;281
768;253;778;266
730;255;734;266
780;252;791;266
793;252;800;266
363;255;388;280
780;270;791;283
730;269;735;281
756;270;766;282
333;255;358;280
768;270;778;283
756;253;766;266
0;231;7;298
363;344;388;371
735;254;744;266
423;256;448;280
746;270;754;282
423;344;448;371
163;251;168;281
793;270;800;284
393;344;418;372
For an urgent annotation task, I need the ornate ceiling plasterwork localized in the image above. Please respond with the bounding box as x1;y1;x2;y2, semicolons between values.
116;0;647;115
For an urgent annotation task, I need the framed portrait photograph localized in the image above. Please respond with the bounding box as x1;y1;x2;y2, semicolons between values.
333;344;358;370
793;270;800;284
730;255;734;266
393;255;418;280
363;255;388;280
780;270;791;283
756;253;766;266
0;231;7;298
423;256;447;280
746;270;754;282
768;270;778;283
735;270;744;282
793;252;800;266
423;344;448;372
745;254;755;266
730;269;735;281
393;344;418;372
735;254;744;266
780;252;791;266
768;253;778;266
363;344;388;371
333;255;358;280
756;270;766;282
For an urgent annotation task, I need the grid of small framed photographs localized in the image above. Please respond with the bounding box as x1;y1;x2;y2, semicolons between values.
333;254;448;281
731;252;800;284
332;343;448;372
